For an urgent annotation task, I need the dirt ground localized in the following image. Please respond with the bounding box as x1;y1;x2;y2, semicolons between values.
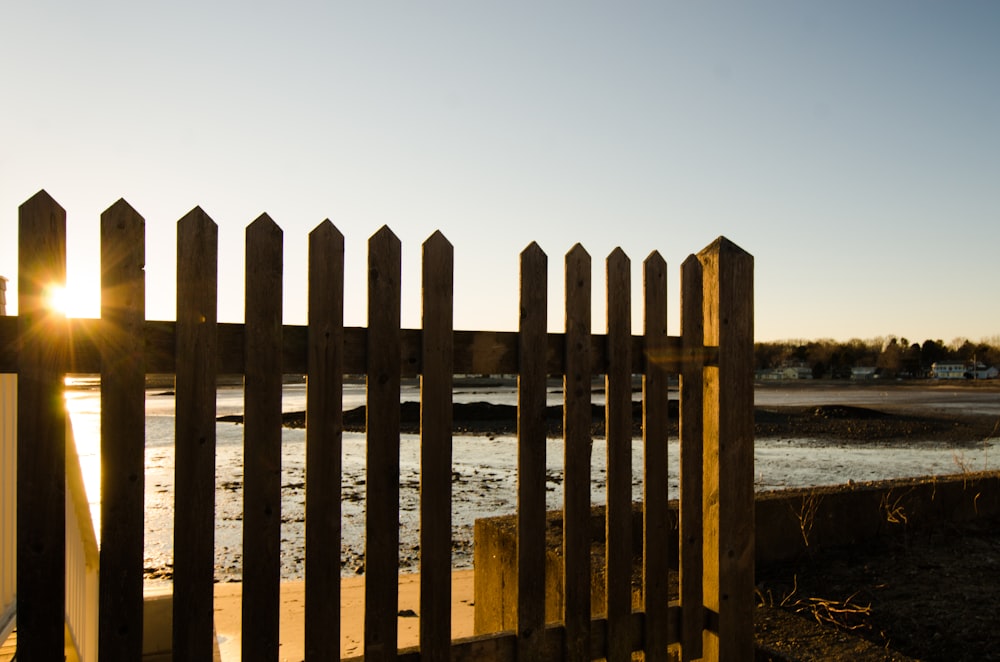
754;512;1000;661
752;383;1000;661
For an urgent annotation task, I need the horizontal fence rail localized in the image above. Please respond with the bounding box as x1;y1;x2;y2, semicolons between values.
6;190;753;661
0;318;719;376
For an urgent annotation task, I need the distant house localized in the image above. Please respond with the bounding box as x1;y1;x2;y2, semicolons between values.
851;366;877;381
931;362;967;379
931;361;999;380
977;366;1000;379
782;365;813;380
756;362;812;380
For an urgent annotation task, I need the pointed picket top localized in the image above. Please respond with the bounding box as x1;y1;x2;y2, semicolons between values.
247;212;282;238
643;250;667;318
643;250;666;273
177;205;217;234
606;245;630;265
565;244;591;313
606;247;631;290
309;219;344;245
19;189;63;219
246;213;283;290
103;198;144;223
698;235;752;262
100;198;146;314
369;224;400;246
368;226;401;291
423;229;452;252
422;230;453;283
565;242;591;263
19;189;67;310
520;240;546;261
19;189;66;267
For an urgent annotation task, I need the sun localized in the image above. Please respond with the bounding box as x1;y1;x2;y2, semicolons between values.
46;284;70;316
45;283;99;318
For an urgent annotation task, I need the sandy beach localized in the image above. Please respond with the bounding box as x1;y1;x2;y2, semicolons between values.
206;570;476;661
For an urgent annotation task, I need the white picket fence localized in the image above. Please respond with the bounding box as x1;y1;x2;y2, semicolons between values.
0;373;99;660
0;374;15;647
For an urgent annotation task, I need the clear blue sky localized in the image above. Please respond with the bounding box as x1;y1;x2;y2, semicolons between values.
2;2;998;343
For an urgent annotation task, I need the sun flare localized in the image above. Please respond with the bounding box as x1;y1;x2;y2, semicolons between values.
45;283;99;318
46;284;70;316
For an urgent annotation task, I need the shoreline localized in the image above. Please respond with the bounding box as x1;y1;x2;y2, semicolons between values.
215;397;1000;445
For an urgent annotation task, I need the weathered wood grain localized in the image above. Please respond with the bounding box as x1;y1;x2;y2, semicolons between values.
364;227;402;662
242;215;284;661
98;199;146;661
172;207;219;661
562;243;592;662
642;250;670;662
304;220;345;661
16;190;68;660
605;248;632;662
679;253;706;661
699;238;754;661
517;242;548;660
419;231;455;661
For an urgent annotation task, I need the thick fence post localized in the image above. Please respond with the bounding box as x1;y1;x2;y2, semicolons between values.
305;220;345;660
699;237;754;661
99;199;147;660
517;242;547;660
365;226;402;662
243;215;284;661
173;207;219;661
16;190;68;660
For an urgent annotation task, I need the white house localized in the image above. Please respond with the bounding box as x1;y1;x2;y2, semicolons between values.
851;366;877;380
931;361;999;379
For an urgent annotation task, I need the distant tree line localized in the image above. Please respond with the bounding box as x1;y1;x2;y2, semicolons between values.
754;336;1000;379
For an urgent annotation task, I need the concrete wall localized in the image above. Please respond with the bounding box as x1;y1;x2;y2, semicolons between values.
473;471;1000;634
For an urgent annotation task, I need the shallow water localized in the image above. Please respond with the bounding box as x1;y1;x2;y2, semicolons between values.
62;381;1000;583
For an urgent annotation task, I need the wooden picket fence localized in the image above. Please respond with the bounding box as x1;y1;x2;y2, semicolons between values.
1;190;754;661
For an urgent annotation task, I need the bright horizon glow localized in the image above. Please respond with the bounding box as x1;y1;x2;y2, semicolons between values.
2;3;999;343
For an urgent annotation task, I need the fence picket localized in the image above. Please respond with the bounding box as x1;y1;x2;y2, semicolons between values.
420;231;455;660
173;207;219;661
304;220;345;660
562;243;592;662
679;254;705;660
6;192;756;662
242;215;284;660
605;248;632;662
699;238;755;661
98;199;146;660
517;242;547;660
365;226;402;661
642;251;670;661
16;191;68;660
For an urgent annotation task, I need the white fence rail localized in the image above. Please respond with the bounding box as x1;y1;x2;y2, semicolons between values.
65;419;99;662
0;374;15;646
